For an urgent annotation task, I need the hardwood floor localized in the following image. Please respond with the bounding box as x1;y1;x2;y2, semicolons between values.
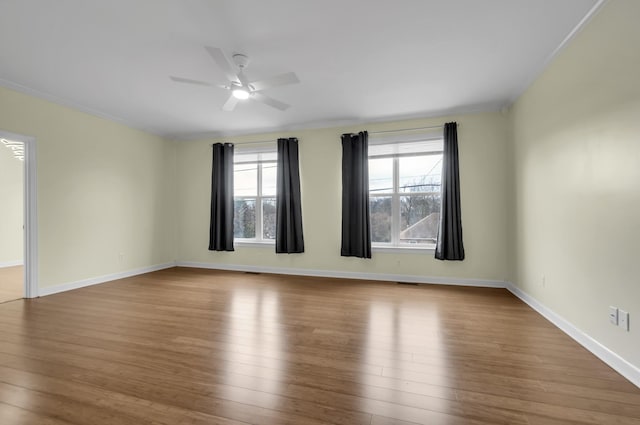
0;266;22;303
0;267;638;424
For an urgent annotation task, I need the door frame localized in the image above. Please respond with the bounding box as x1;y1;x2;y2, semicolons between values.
0;129;37;298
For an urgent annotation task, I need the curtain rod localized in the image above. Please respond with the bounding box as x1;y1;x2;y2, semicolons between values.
369;125;444;135
210;124;449;145
211;139;277;147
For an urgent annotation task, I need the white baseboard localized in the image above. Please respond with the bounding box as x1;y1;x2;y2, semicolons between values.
0;260;23;268
506;282;640;389
38;262;176;297
176;261;507;288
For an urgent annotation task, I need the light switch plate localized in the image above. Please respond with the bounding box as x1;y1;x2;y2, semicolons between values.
609;306;618;325
618;310;629;331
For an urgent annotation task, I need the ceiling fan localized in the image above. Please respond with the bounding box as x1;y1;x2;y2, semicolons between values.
170;46;299;112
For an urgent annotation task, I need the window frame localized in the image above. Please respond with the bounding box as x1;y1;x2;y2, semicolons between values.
233;150;277;245
369;141;443;251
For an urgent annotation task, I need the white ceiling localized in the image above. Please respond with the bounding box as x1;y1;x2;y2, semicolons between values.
0;0;601;140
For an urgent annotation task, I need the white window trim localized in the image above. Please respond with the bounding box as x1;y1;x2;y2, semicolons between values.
372;245;436;253
235;240;276;248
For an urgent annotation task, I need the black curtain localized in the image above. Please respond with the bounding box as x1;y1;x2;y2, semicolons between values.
276;138;305;253
341;131;371;258
209;143;235;251
435;122;465;260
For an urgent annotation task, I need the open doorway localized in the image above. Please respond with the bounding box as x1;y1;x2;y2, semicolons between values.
0;131;37;301
0;138;24;302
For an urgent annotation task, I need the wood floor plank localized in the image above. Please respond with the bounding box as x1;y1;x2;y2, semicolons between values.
0;402;73;425
0;363;333;425
0;267;638;424
456;388;640;424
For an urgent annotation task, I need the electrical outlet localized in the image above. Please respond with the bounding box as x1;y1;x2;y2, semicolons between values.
618;310;629;331
118;252;125;263
541;275;546;287
609;306;618;325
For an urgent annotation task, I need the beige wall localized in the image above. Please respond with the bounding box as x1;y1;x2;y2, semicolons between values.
0;142;23;264
0;86;177;289
176;112;511;283
510;0;640;367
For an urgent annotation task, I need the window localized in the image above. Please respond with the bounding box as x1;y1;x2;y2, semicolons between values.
233;148;277;243
369;137;443;249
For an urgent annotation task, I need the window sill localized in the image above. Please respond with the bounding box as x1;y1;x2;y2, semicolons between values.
372;245;435;254
234;240;275;248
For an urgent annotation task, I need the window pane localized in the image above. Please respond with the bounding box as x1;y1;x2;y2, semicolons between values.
234;163;257;196
262;163;277;196
399;154;442;193
370;196;392;243
234;199;256;238
399;195;441;245
262;198;276;240
369;157;393;193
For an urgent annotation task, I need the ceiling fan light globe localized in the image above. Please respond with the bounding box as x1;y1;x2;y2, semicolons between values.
232;88;250;100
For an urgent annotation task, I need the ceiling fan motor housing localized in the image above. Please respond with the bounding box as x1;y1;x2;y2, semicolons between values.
232;53;250;69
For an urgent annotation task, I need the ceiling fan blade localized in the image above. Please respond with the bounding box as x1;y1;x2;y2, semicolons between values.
237;70;250;87
170;76;213;87
222;94;239;111
205;46;239;83
250;72;299;92
251;92;290;111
